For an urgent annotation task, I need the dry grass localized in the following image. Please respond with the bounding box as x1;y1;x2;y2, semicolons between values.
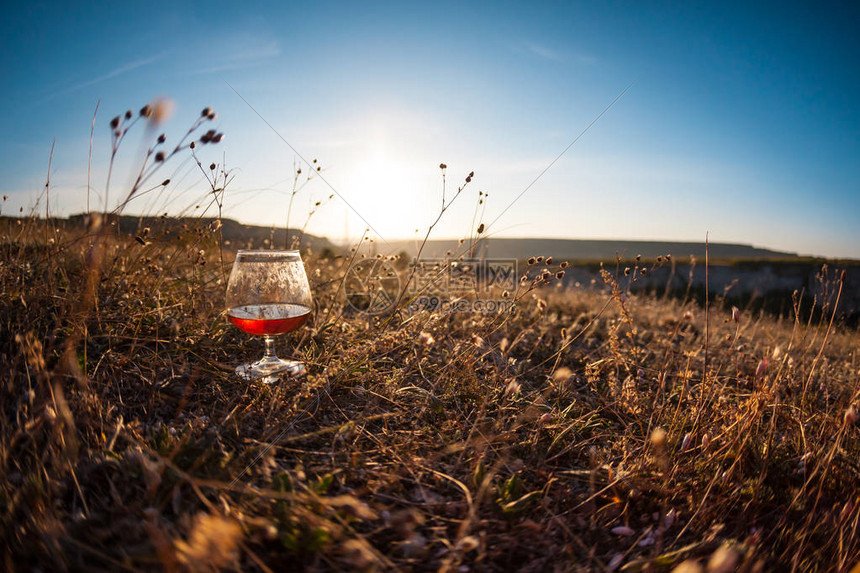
1;106;859;573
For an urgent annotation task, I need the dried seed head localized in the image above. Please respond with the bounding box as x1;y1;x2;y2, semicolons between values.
140;104;152;117
670;560;703;573
201;107;212;117
162;179;170;186
536;256;544;263
560;261;569;268
755;358;768;378
417;331;435;346
207;112;217;121
707;545;739;573
154;151;166;162
527;257;536;265
477;223;484;234
150;98;174;124
110;116;120;129
552;367;573;383
546;256;552;265
650;428;667;448
189;141;195;149
731;306;740;323
212;133;224;143
556;270;565;280
124;109;133;120
439;163;447;170
209;162;216;171
157;133;166;144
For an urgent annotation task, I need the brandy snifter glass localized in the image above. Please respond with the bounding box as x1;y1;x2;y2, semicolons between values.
226;250;312;383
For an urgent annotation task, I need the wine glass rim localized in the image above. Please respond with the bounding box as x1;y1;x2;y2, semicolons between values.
236;249;301;255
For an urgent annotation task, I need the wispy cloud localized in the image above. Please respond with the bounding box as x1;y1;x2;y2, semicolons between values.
65;52;169;93
518;41;596;65
523;41;564;62
190;38;281;75
29;52;170;109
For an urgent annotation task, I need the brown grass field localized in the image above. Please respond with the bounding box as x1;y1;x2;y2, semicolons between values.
1;107;859;572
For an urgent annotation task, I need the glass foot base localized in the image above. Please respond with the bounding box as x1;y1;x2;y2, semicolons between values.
235;357;306;384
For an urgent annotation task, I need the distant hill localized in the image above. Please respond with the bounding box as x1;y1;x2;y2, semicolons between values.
372;237;799;261
0;215;805;262
63;214;338;253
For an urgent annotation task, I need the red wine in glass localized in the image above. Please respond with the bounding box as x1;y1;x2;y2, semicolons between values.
228;303;311;336
226;250;313;383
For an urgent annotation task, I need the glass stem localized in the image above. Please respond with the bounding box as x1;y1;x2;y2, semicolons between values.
262;335;277;362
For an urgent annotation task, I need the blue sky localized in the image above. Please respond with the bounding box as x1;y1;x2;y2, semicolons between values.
2;1;858;257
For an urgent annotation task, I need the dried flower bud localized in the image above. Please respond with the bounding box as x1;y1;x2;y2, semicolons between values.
560;261;569;268
731;306;740;323
844;405;858;426
140;104;152;117
527;257;536;265
208;163;215;171
296;168;302;174
537;256;544;263
439;163;447;170
546;257;552;265
201;107;212;117
124;109;133;120
556;270;565;279
477;223;484;234
162;179;170;186
212;133;224;143
154;151;165;162
110;116;120;129
207;112;217;121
